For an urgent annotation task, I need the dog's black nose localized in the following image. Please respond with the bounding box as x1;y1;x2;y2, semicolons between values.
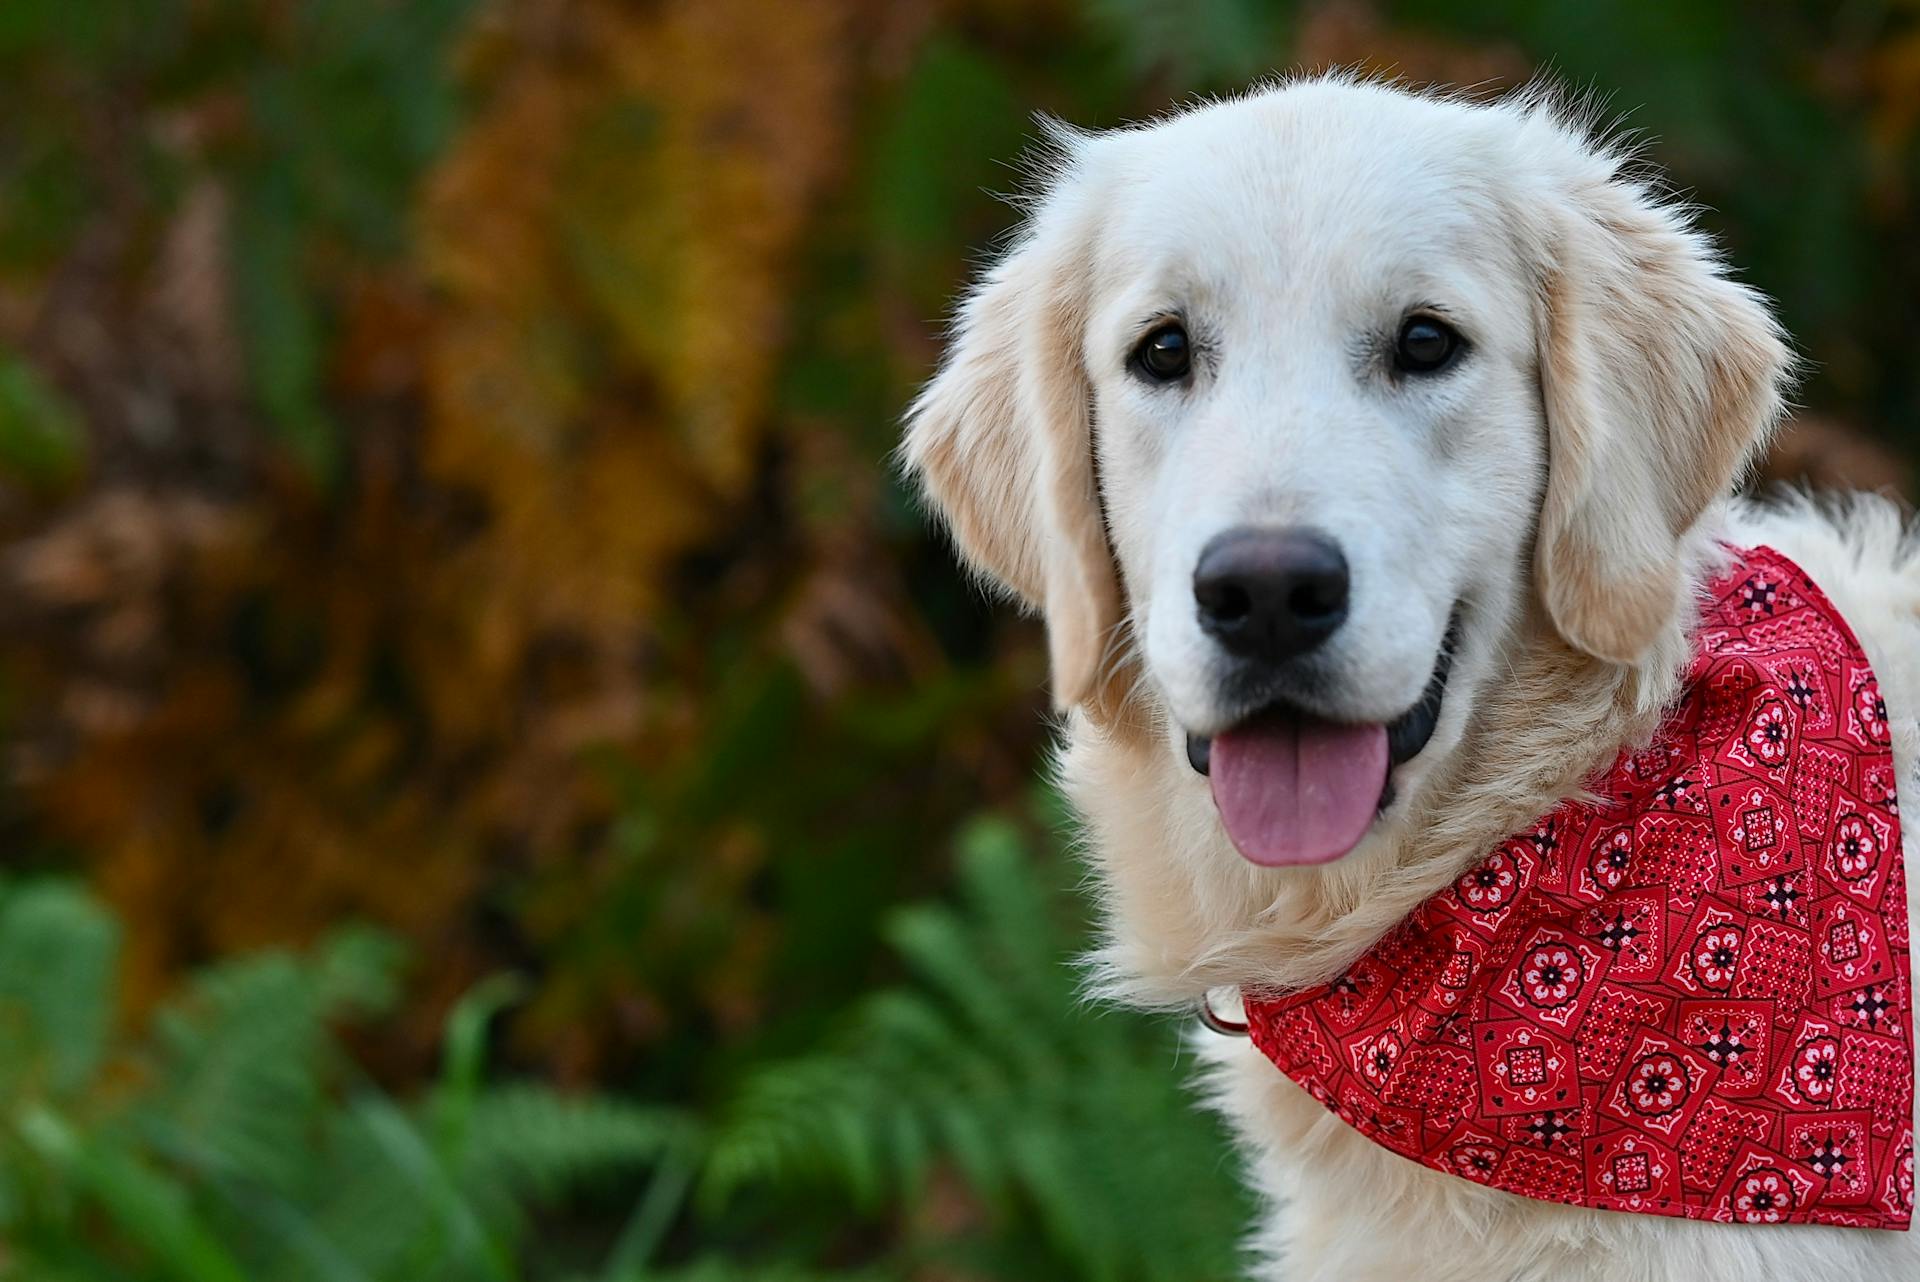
1193;527;1349;663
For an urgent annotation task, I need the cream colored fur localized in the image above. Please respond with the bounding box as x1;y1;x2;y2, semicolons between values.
902;75;1918;1282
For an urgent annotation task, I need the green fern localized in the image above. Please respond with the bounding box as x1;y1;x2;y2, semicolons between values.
0;819;1252;1282
0;881;117;1100
0;878;693;1282
460;1083;690;1204
701;816;1252;1282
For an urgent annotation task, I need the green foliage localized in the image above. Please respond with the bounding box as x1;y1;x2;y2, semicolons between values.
0;883;115;1099
1085;0;1290;85
0;878;680;1282
0;354;85;492
0;0;480;482
224;0;480;480
870;40;1028;257
697;816;1251;1282
0;815;1249;1282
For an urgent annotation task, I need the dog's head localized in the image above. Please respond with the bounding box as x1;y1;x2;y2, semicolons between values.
903;78;1789;869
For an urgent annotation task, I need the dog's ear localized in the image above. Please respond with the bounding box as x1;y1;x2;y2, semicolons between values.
1530;142;1792;664
900;157;1128;717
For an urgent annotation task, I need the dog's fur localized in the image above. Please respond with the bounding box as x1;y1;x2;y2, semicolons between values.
902;76;1920;1282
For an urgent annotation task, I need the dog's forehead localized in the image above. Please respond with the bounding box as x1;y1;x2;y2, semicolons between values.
1088;85;1511;292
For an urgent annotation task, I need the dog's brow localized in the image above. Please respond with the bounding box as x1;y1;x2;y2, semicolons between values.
1128;309;1184;336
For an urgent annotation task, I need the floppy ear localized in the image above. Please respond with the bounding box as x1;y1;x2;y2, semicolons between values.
900;168;1129;717
1531;147;1793;664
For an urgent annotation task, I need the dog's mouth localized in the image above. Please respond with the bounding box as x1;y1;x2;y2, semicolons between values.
1185;609;1462;867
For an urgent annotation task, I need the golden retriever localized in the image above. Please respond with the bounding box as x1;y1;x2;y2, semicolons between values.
901;76;1917;1281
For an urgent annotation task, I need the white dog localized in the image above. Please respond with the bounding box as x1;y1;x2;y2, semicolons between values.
903;76;1917;1282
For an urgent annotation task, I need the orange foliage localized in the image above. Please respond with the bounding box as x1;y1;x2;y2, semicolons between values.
1;0;955;1072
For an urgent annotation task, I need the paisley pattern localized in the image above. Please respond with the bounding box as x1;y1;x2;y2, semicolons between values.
1244;547;1915;1230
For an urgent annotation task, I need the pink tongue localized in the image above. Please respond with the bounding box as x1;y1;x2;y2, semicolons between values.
1208;715;1389;866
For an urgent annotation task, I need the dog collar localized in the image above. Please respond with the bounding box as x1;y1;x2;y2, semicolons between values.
1241;545;1915;1229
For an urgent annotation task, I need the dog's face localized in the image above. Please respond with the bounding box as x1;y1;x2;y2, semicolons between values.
905;79;1788;869
1085;92;1550;864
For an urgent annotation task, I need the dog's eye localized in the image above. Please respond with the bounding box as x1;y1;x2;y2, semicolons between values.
1132;323;1191;382
1394;316;1462;374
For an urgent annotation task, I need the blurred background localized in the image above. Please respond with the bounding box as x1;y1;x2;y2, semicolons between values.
0;1;1916;1278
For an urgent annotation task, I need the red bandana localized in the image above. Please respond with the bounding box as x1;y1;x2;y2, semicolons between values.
1243;546;1915;1229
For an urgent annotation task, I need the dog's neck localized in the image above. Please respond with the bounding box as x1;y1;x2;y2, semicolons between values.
1063;544;1719;1012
